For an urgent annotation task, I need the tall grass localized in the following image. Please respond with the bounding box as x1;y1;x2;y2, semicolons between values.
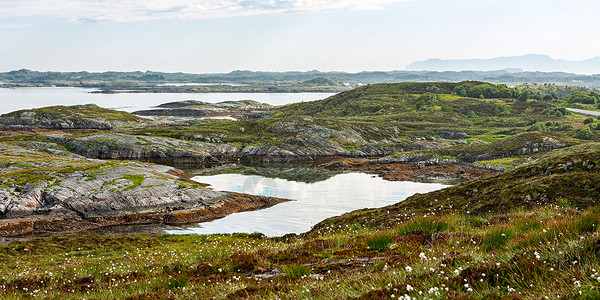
482;226;513;251
365;233;394;251
396;217;449;235
283;264;311;279
574;214;600;234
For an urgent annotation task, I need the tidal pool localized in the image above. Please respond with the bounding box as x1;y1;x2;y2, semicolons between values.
168;173;448;237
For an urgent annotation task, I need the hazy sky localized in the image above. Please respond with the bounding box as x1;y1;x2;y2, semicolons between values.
1;0;600;73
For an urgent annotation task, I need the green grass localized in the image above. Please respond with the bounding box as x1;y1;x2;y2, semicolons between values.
2;203;600;299
365;233;394;251
2;138;600;298
482;226;513;251
574;214;600;234
396;217;449;235
282;264;311;279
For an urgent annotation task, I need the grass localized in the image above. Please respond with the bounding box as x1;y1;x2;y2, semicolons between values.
2;139;600;298
365;233;394;251
574;214;600;234
396;217;449;235
1;203;600;299
481;226;513;251
282;265;311;279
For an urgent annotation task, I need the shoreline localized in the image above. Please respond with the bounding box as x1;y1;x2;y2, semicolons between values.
0;192;289;238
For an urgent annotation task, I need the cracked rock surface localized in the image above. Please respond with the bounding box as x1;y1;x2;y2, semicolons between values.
0;144;288;236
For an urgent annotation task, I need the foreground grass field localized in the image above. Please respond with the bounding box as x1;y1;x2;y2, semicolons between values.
2;202;600;299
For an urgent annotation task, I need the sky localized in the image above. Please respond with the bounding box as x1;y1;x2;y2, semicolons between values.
1;0;600;73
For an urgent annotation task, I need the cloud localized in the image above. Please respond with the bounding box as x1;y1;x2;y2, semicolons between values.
0;23;33;29
0;0;412;23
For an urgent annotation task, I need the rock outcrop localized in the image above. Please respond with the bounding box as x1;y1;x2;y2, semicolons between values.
0;104;149;130
436;130;468;140
0;144;288;237
44;132;444;164
133;100;274;119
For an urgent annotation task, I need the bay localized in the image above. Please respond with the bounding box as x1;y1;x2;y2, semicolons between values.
0;87;335;114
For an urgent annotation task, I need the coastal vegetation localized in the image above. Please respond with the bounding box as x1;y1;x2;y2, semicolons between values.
2;143;600;298
1;81;600;298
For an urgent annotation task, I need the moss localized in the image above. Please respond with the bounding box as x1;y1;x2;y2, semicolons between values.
120;175;145;190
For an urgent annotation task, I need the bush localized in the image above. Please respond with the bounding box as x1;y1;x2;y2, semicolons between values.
541;107;571;117
575;128;593;140
415;92;438;110
567;91;597;104
454;83;518;99
527;123;547;132
366;233;394;251
584;117;595;125
441;105;454;112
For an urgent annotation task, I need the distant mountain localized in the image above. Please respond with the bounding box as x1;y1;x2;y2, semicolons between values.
405;54;600;75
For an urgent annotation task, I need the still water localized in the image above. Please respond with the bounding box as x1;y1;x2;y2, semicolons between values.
0;87;335;114
168;173;448;236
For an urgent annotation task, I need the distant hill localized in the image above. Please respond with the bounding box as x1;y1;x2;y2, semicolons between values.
5;65;600;88
405;54;600;75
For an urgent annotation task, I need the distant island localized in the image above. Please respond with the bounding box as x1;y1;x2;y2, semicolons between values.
405;54;600;74
3;62;600;91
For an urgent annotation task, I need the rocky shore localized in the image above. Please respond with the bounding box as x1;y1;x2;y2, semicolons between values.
0;144;288;237
319;157;498;183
